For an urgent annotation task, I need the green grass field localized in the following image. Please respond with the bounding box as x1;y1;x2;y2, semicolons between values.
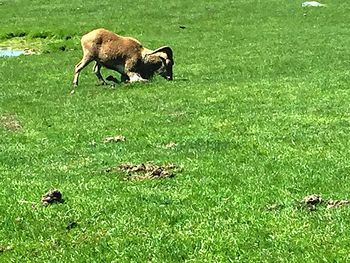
1;0;350;262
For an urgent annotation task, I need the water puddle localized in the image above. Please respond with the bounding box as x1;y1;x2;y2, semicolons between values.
0;47;32;57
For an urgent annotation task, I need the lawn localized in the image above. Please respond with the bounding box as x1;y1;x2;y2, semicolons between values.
1;0;350;262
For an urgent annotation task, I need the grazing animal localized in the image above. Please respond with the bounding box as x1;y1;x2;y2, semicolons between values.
73;28;174;86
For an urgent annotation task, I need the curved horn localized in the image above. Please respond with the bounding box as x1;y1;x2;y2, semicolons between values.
149;46;173;63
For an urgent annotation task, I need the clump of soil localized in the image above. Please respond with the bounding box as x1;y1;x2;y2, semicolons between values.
103;135;126;143
117;163;177;180
0;113;22;131
41;189;63;205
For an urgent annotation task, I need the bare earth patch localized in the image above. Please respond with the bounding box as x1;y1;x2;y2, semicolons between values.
117;163;177;180
0;113;22;131
41;189;63;205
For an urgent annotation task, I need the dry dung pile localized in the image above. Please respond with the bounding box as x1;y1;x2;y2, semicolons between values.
41;189;63;205
0;113;22;131
0;245;12;253
327;199;350;209
118;163;177;180
103;135;126;143
301;194;350;211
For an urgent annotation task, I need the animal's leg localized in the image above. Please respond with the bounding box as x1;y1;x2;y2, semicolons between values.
73;55;93;86
126;72;148;83
124;59;147;83
121;74;129;83
92;62;107;85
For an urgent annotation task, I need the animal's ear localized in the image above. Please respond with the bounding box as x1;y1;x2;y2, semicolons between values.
149;46;174;65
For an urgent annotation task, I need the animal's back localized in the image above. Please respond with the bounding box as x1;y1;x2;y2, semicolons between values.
81;28;143;61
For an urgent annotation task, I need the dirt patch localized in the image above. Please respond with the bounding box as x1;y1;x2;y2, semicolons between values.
116;163;177;180
103;135;126;143
0;113;22;131
41;189;63;205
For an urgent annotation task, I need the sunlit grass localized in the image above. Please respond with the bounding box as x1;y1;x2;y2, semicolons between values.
1;0;350;262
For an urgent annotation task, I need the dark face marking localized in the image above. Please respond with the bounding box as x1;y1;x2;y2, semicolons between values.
158;57;173;81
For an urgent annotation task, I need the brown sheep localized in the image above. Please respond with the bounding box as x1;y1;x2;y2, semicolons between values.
73;28;174;86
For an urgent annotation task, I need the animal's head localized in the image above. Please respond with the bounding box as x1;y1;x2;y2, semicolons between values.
145;46;174;80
